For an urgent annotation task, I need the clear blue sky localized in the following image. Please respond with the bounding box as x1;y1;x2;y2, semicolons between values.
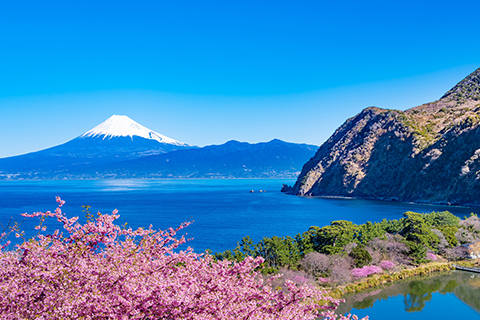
1;0;479;158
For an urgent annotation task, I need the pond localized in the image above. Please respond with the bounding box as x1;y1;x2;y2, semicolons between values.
335;270;480;319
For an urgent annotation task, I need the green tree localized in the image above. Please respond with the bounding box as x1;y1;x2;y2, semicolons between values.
405;240;428;265
312;220;358;255
401;212;440;250
437;225;458;247
358;221;386;244
255;236;301;268
238;236;255;257
283;236;302;268
295;227;318;257
382;218;404;234
349;245;372;268
424;211;460;227
214;249;235;261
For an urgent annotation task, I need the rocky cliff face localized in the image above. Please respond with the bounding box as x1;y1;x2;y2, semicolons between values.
293;67;480;206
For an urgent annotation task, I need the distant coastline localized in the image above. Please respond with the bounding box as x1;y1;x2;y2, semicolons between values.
282;185;480;209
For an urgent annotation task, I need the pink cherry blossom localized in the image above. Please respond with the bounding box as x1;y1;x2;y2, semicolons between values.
426;252;437;261
351;265;383;278
0;196;366;320
379;260;395;270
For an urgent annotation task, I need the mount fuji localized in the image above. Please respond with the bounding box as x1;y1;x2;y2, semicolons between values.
0;115;318;180
80;115;188;146
0;115;194;178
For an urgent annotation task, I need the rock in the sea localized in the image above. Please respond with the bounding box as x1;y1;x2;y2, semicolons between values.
281;184;294;193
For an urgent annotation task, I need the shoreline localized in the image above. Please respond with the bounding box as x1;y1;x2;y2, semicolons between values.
326;260;478;299
289;193;480;209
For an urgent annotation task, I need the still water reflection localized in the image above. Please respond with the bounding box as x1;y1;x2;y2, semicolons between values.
336;270;480;319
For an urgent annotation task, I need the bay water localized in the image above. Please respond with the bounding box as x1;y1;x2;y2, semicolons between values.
1;178;479;318
1;178;478;253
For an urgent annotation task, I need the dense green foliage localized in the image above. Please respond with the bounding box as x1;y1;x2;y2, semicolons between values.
215;210;478;281
349;245;372;268
401;212;440;250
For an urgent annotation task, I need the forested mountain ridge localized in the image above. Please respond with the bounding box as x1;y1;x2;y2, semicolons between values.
64;139;318;179
292;67;480;206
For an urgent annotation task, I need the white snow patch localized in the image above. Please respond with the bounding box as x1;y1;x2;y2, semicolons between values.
81;115;188;146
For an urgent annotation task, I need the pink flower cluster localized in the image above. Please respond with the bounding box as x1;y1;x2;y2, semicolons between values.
318;277;329;283
426;252;437;261
379;260;395;270
351;265;383;278
0;197;366;320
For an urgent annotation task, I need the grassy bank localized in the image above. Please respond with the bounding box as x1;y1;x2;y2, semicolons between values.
328;260;477;298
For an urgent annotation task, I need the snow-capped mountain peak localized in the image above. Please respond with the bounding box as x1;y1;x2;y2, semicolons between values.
80;115;188;146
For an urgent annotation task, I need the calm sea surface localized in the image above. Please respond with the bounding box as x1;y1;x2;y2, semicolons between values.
1;178;478;253
1;178;479;318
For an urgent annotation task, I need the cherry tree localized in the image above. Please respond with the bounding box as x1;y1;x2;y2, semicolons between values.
0;197;365;320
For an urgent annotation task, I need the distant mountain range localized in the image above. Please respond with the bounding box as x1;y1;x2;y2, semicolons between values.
0;115;317;179
72;139;318;179
289;66;480;206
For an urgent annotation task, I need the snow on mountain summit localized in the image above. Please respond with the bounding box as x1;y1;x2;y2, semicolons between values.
81;115;188;146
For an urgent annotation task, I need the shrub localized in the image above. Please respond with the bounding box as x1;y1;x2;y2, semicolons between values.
367;234;410;265
274;268;317;291
431;229;451;253
349;245;373;268
445;246;469;261
406;240;428;265
351;265;383;278
460;215;480;233
329;254;354;285
365;247;383;265
455;227;478;244
300;251;330;276
379;260;395;270
426;252;437;261
318;277;329;283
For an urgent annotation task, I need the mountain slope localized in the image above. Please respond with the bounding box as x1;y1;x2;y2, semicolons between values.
67;139;318;179
441;67;480;102
0;115;192;178
81;115;187;146
292;67;480;206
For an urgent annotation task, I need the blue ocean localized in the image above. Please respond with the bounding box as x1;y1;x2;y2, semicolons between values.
2;178;480;318
1;178;478;253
